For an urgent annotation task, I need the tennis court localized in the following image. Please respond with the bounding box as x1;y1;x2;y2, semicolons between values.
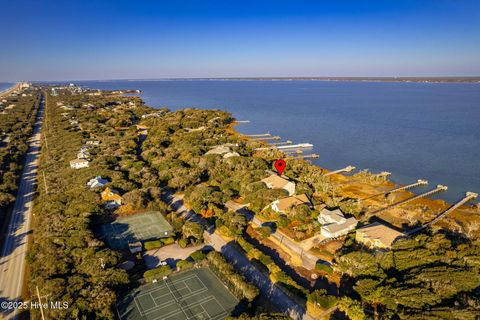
118;267;239;320
101;211;174;250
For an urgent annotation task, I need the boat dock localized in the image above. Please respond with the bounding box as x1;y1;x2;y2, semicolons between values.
252;135;281;141
292;154;319;160
324;165;356;177
361;179;429;201
368;184;448;216
407;192;478;235
254;143;313;151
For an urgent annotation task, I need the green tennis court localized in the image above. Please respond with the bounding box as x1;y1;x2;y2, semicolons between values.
101;211;173;250
118;267;239;320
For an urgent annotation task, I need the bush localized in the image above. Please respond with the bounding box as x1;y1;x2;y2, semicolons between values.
178;238;189;248
144;240;163;250
190;250;206;262
315;263;333;274
144;265;172;282
161;237;175;245
176;260;194;270
256;226;272;239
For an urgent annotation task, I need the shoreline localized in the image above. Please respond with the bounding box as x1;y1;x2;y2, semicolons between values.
231;120;479;233
0;82;21;98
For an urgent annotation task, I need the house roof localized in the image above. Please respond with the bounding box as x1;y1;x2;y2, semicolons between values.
356;222;404;247
274;194;311;212
261;174;292;189
87;176;108;187
101;187;122;201
319;208;345;223
70;158;89;165
205;145;231;155
321;217;358;234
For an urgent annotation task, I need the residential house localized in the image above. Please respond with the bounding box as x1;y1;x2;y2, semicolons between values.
205;145;231;155
77;150;90;159
261;174;295;196
101;187;122;209
318;208;358;238
355;222;404;249
271;194;312;214
86;140;100;145
86;176;109;189
70;158;89;169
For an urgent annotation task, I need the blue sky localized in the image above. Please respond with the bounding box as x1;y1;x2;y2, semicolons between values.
0;0;479;81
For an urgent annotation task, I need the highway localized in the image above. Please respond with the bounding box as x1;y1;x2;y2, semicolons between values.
0;95;44;319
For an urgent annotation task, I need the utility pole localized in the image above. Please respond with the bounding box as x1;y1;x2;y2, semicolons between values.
36;285;46;320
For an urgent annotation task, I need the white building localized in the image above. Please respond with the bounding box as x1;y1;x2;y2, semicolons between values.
318;208;358;238
86;176;109;189
70;158;90;169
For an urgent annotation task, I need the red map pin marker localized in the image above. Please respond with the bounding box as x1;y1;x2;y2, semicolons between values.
274;159;286;175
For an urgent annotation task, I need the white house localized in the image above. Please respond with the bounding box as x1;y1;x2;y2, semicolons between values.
86;176;109;189
318;208;358;238
70;158;89;169
261;174;296;196
86;140;100;145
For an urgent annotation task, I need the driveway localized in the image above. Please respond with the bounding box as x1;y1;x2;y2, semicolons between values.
143;243;204;268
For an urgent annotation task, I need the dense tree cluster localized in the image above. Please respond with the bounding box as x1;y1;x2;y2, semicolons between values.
0;92;39;211
206;251;260;302
27;90;159;319
335;232;480;318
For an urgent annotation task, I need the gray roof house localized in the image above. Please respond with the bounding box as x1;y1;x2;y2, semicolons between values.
318;208;358;238
87;176;109;189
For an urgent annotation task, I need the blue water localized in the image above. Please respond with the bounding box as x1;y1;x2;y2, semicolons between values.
77;80;480;204
0;83;14;92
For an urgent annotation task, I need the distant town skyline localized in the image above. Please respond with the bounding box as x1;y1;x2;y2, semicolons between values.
1;0;479;81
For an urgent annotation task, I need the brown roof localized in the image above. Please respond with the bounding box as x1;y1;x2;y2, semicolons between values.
274;194;311;212
356;222;404;248
101;187;122;202
261;174;291;189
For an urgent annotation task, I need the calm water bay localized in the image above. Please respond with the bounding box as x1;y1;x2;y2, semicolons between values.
78;80;480;204
0;83;13;92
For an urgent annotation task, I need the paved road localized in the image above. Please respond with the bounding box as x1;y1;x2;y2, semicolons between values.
162;190;312;320
0;96;43;319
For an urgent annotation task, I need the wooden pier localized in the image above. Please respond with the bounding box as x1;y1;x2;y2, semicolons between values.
252;135;281;141
407;192;478;235
324;165;356;177
361;179;428;201
254;143;313;151
368;184;448;216
235;120;250;123
246;133;270;137
270;140;292;146
292;154;319;160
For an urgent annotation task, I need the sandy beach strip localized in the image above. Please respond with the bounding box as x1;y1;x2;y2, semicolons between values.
0;82;21;98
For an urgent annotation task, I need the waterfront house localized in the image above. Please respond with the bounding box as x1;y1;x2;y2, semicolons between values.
271;194;312;214
261;174;295;196
101;187;122;209
70;158;89;169
86;176;109;189
318;208;358;238
355;222;404;249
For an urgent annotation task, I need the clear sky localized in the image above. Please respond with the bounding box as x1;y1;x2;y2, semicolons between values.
0;0;479;81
